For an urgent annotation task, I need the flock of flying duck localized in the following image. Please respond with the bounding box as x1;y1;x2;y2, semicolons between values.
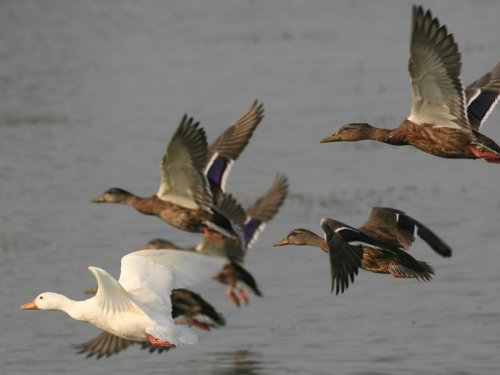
21;5;500;358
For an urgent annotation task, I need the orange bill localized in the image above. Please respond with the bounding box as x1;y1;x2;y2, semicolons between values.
20;300;39;310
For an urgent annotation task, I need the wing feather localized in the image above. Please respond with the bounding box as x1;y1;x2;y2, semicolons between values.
407;6;469;131
465;62;500;131
362;207;452;257
119;249;226;297
320;219;363;295
206;100;264;165
244;174;289;248
157;115;212;211
205;101;264;198
88;267;141;315
75;331;134;359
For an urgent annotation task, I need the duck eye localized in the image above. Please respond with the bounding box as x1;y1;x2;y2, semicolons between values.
40;296;44;300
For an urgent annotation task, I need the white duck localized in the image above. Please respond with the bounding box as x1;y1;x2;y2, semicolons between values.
20;249;225;348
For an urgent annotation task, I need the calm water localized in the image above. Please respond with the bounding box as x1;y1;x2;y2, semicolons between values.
1;1;500;374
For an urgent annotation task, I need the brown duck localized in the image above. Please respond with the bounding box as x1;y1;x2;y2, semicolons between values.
274;207;452;294
91;101;264;236
76;288;226;358
145;174;289;307
321;6;500;163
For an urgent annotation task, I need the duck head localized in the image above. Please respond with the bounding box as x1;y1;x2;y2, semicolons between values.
20;292;65;311
90;187;134;203
321;123;374;142
273;228;320;247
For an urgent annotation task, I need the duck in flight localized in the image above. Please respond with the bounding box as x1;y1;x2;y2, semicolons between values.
90;101;264;237
274;207;452;295
321;6;500;163
21;249;226;349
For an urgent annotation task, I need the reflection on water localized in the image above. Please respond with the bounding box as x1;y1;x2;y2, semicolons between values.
208;350;264;375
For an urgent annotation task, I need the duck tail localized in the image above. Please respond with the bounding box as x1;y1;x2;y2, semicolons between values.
416;261;435;281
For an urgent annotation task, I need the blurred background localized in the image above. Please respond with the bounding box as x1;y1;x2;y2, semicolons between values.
1;0;499;374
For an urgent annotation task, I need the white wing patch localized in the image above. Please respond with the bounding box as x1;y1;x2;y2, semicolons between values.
120;249;226;295
88;267;141;316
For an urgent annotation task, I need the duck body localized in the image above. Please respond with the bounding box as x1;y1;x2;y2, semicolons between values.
358;246;433;279
122;193;220;233
385;120;500;159
76;287;226;358
86;292;167;343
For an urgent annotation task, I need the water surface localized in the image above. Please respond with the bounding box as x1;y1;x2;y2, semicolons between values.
1;1;500;374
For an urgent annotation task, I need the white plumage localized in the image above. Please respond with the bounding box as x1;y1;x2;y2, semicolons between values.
21;249;226;347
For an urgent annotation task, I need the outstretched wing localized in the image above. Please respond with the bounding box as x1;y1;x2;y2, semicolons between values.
244;174;289;249
465;62;500;131
320;218;363;295
119;249;226;298
205;100;264;196
407;6;469;131
75;331;134;359
157;115;212;211
359;206;414;249
361;207;452;257
88;267;142;316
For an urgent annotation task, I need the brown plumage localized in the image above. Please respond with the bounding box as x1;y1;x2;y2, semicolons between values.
321;6;500;163
91;102;264;234
274;207;452;293
213;263;263;307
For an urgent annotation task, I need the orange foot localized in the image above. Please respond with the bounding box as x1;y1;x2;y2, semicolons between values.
238;287;249;305
227;286;240;308
145;333;176;347
203;227;226;242
468;146;500;163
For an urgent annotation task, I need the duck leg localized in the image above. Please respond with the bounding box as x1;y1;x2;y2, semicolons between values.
145;333;176;347
237;287;249;305
468;146;500;163
226;286;241;308
203;227;227;242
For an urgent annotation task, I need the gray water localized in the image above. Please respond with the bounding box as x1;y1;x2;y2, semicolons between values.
2;0;500;374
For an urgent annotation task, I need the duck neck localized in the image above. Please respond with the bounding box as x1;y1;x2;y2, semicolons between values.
303;232;329;253
130;195;161;215
369;127;393;143
56;294;96;322
126;195;144;207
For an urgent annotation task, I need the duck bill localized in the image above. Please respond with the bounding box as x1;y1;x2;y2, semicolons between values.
89;195;105;203
272;238;288;247
320;133;341;143
20;300;39;310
